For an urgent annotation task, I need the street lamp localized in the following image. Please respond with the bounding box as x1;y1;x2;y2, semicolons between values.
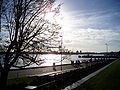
60;35;63;71
105;43;108;53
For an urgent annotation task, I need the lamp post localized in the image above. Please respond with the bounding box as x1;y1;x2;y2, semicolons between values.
60;35;63;71
105;43;108;53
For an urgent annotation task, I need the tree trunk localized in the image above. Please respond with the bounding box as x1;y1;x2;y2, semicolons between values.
0;69;9;90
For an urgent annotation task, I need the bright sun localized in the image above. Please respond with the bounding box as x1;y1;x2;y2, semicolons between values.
44;5;74;50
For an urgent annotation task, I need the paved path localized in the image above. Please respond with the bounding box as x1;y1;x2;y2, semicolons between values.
63;60;117;90
3;62;100;79
8;64;77;79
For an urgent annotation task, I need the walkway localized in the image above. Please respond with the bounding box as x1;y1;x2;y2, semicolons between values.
7;64;77;79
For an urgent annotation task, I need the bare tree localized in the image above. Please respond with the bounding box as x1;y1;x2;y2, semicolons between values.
0;0;3;32
0;0;61;89
0;0;7;32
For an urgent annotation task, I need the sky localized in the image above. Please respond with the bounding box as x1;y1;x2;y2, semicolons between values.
56;0;120;52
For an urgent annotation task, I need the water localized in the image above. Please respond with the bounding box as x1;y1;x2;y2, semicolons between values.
22;54;79;68
28;54;93;67
0;54;104;69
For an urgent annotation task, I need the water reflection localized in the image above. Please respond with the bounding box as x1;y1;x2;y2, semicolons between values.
40;54;105;66
0;54;105;68
40;54;71;66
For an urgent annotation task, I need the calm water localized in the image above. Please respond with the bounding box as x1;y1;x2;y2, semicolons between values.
23;54;104;67
0;54;104;69
39;54;104;66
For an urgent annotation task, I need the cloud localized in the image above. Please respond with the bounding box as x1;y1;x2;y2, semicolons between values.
64;40;72;43
63;28;120;52
60;5;120;52
73;28;119;42
61;8;120;30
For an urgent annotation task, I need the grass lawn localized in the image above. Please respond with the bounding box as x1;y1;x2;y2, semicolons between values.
7;76;38;90
74;59;120;90
7;76;36;86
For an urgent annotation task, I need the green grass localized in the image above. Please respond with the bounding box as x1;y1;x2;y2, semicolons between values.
74;59;120;90
7;76;38;87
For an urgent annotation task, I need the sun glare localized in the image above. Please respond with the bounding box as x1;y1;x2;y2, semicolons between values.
41;54;60;66
44;3;75;50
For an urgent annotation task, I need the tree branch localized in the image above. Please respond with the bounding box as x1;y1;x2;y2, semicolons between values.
0;62;3;70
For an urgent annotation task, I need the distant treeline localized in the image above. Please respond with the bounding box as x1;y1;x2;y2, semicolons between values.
0;51;120;55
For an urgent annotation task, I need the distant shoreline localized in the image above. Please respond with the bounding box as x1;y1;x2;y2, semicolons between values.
0;51;114;55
